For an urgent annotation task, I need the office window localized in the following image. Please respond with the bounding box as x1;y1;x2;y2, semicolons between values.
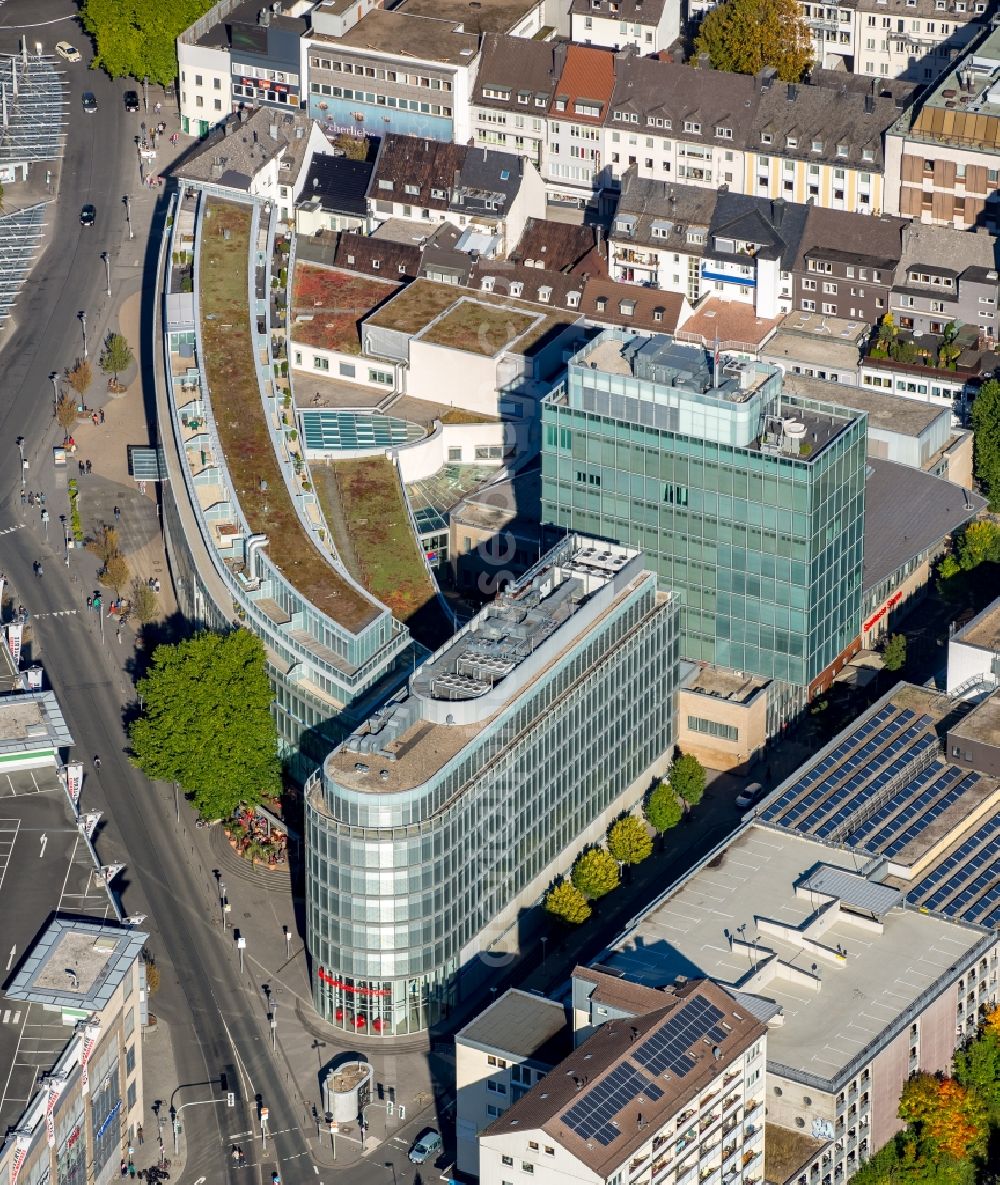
312;356;330;371
688;716;738;741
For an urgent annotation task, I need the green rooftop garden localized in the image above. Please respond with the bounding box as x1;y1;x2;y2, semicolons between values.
420;299;537;356
198;199;379;633
290;263;399;355
313;458;452;649
365;279;461;336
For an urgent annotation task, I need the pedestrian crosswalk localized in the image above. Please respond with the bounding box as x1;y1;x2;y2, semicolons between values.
31;610;79;619
0;524;24;535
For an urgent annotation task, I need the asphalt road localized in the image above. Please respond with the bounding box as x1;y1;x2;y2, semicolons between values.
0;8;316;1185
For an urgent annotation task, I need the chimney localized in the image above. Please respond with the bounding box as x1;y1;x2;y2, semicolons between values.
269;123;278;139
629;1026;639;1042
483;145;488;160
771;196;785;226
864;94;875;114
786;82;797;101
697;52;711;69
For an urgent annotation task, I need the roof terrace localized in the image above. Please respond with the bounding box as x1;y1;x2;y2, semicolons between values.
898;22;1000;146
199;198;380;632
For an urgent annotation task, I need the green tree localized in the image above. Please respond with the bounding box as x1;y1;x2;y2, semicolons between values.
66;358;92;398
99;332;133;384
544;879;592;925
56;394;79;435
954;1025;1000;1123
607;816;653;865
971;378;1000;510
101;553;131;596
646;780;684;832
129;629;280;819
571;848;621;899
670;753;707;806
957;519;1000;571
881;633;907;673
694;0;813;82
81;0;215;86
128;577;160;626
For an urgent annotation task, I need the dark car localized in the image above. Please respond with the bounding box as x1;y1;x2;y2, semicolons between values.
736;782;765;810
81;91;97;114
80;204;96;227
123;90;139;112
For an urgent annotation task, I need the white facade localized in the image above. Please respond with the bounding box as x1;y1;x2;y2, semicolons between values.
569;4;679;52
478;1031;767;1185
602;123;747;191
179;41;232;137
852;6;981;81
947;601;1000;697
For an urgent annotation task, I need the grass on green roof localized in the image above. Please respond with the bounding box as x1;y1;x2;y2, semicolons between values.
420;300;537;356
199;199;378;633
291;263;399;355
313;458;452;648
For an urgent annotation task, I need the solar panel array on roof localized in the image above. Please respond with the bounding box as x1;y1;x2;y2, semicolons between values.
632;997;726;1077
560;1061;664;1146
758;705;900;825
847;765;979;859
911;814;1000;927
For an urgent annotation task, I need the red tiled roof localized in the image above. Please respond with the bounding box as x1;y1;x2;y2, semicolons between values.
551;44;616;123
676;297;780;352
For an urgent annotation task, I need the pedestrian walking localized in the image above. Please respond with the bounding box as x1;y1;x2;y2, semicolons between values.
85;459;92;474
114;505;121;522
116;627;122;644
20;491;26;505
120;1161;128;1178
129;1165;136;1179
91;412;99;426
78;460;85;475
86;596;92;609
99;408;105;424
137;1126;143;1145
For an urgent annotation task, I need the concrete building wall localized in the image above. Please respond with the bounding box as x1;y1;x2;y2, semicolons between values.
677;685;769;772
395;420;508;482
407;339;505;415
179;42;231;136
745;152;883;216
946;637;999;696
870;1026;909;1152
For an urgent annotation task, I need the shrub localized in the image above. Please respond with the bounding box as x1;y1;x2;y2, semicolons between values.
571;848;621;899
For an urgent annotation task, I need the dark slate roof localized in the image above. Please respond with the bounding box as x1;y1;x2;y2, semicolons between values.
332;230;422;280
570;0;666;21
511;217;599;272
862;458;985;594
611;167;715;254
753;74;906;169
298;153;375;217
708;191;809;268
609;56;759;149
472;34;566;108
368;134;524;218
807;67;918;106
795;207;906;274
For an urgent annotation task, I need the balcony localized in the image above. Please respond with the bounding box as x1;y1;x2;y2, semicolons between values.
700;1089;721;1110
699;1167;722;1185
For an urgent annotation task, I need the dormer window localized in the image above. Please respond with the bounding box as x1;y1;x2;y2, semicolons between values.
761;132;773;145
619;298;636;316
510;282;523;297
683;120;701;134
596;295;608;311
715;125;733;139
372;259;381;269
405;184;420;196
378;179;393;190
567;291;581;308
539;285;552;303
862;147;874;161
811;139;823;152
653;306;664;321
481;276;495;292
431;187;447;199
786;135;797;148
836;143;848;157
555;98;567;112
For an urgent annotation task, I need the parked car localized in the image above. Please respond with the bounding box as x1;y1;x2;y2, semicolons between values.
736;782;765;810
408;1130;443;1164
55;41;81;62
123;90;140;112
80;204;96;227
81;91;98;114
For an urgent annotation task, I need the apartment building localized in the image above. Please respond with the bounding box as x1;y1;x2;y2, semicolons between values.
852;0;984;80
456;988;571;1177
366;134;546;255
747;71;908;214
791;206;905;321
605;56;758;193
885;22;1000;226
545;44;617;207
569;0;680;52
471;36;563;169
479;977;767;1185
890;221;999;336
178;0;310;138
304;10;481;144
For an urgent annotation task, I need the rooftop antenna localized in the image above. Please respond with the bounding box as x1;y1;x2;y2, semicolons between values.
713;331;720;389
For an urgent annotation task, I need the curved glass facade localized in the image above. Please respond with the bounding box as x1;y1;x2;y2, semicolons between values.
306;538;679;1035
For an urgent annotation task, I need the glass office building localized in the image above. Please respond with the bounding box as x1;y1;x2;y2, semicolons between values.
542;331;867;691
306;534;679;1035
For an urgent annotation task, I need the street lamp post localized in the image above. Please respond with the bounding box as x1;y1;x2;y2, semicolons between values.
78;311;88;359
50;372;59;415
16;436;25;494
123;195;134;240
101;251;111;298
541;935;548;967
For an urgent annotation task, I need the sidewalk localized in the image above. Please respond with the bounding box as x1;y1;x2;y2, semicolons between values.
134;1015;187;1180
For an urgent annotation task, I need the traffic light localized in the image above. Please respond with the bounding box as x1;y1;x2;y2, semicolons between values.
227;1093;235;1108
